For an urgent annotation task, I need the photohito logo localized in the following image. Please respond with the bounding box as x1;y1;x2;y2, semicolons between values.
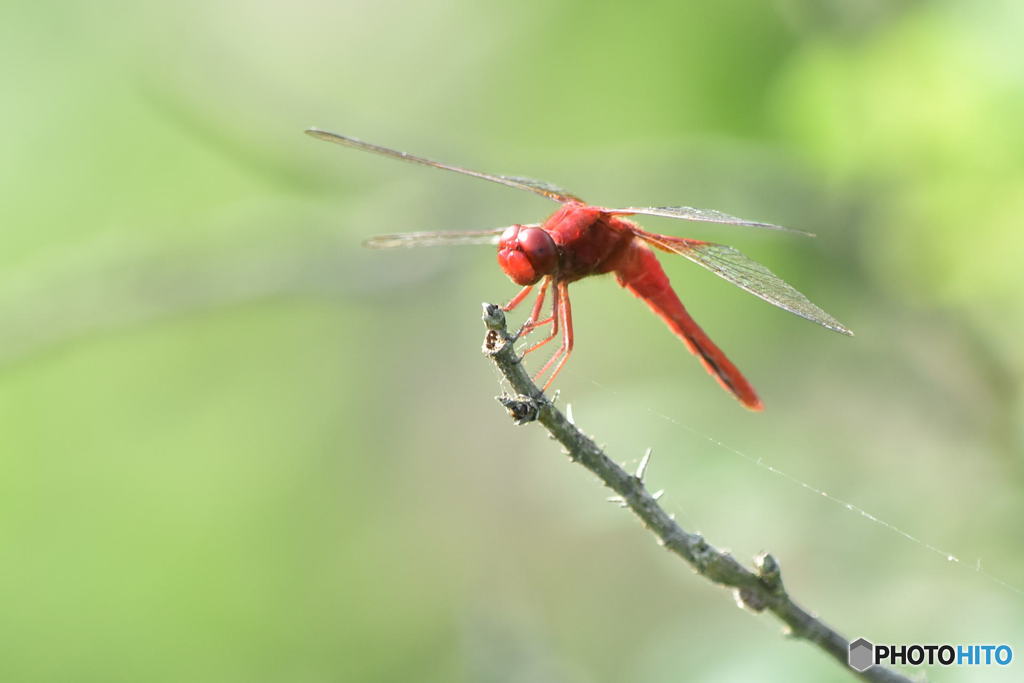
849;637;1013;672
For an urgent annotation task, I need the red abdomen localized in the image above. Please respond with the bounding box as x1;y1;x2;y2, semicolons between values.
613;240;763;410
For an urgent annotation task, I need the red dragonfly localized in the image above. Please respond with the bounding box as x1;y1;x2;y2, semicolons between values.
307;128;852;410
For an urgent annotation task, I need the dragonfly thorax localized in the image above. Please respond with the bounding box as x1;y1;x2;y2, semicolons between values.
498;225;558;285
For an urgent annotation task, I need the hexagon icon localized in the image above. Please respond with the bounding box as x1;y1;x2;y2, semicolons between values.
848;638;874;672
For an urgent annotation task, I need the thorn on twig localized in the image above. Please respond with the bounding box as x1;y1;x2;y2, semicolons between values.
755;552;784;593
734;586;769;613
606;495;627;507
497;394;540;424
635;447;652;481
566;403;575;425
651;489;665;501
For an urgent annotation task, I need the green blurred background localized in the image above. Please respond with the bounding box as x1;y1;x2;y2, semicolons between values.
2;1;1022;681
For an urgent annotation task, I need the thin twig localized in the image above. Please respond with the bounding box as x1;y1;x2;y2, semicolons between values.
481;304;913;683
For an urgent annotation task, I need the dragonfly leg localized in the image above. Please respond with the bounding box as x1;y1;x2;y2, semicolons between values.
516;277;553;340
520;281;560;358
536;282;574;391
502;285;534;312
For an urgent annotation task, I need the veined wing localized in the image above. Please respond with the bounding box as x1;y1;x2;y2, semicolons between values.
635;230;853;335
306;129;581;203
364;226;527;249
605;206;813;236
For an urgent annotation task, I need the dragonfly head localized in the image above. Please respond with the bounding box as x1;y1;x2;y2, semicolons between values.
498;225;557;285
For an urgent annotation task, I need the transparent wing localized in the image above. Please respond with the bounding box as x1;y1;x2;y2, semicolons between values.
635;230;853;335
363;226;523;249
604;206;813;236
306;129;581;203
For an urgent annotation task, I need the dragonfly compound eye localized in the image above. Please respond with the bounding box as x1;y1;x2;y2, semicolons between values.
498;226;557;285
517;228;557;275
